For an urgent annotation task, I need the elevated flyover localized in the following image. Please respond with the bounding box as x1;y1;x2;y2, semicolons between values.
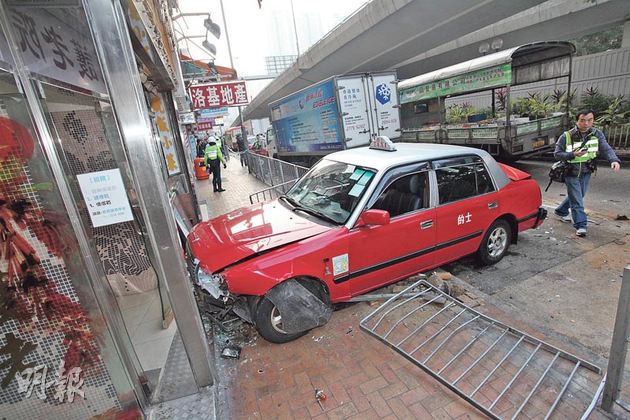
242;0;545;120
242;0;630;121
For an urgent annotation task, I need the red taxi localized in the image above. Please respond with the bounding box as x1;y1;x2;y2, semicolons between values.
188;138;546;343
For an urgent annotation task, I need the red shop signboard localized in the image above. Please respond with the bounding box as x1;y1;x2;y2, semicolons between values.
197;121;213;131
190;81;249;110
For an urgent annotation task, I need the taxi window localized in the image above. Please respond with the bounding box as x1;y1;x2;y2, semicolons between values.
433;155;481;169
371;171;429;218
436;162;495;204
285;160;376;224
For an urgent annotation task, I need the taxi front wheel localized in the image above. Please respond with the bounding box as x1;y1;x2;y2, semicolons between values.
254;297;308;344
477;219;511;265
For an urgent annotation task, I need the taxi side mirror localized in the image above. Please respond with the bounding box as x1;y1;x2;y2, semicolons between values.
356;209;390;227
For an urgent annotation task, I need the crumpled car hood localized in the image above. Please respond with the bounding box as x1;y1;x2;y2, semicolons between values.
188;199;330;272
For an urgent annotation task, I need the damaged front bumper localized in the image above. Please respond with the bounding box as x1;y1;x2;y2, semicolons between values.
192;262;255;323
195;263;231;302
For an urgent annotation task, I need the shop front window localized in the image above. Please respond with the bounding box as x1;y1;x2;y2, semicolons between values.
0;1;199;416
0;65;141;417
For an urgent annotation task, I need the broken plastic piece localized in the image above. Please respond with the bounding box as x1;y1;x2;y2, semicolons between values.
221;346;241;359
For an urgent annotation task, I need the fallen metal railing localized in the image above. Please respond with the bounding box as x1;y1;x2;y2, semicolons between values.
360;279;603;420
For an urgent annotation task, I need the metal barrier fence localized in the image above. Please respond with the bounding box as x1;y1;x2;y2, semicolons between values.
602;124;630;150
245;152;309;204
249;180;296;205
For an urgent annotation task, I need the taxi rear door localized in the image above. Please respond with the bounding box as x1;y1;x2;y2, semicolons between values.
431;158;499;264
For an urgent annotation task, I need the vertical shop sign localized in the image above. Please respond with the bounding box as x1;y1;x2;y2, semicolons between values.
151;95;181;176
8;7;106;94
189;81;249;110
77;169;134;227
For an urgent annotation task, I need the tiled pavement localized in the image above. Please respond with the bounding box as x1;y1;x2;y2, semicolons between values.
194;154;610;419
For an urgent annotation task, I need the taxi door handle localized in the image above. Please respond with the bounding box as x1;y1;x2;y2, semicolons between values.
420;220;433;229
488;202;498;209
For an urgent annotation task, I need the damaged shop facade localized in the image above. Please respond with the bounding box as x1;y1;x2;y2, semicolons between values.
0;0;213;418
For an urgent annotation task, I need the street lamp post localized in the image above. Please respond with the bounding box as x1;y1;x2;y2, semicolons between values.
218;0;247;143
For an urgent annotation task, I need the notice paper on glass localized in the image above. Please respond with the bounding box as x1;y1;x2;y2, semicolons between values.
77;169;134;228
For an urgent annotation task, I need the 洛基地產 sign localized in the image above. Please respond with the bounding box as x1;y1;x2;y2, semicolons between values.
190;81;248;110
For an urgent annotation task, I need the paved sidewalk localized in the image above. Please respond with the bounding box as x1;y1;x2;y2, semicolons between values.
194;153;268;220
195;156;609;419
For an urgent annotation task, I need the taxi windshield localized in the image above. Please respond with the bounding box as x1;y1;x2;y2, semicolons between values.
283;160;376;224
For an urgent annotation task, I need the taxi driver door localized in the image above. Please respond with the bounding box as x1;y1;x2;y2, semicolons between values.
346;165;436;296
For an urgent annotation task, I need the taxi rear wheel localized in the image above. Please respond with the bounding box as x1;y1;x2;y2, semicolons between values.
477;219;511;265
254;297;308;344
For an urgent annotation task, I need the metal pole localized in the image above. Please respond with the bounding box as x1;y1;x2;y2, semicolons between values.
219;0;247;142
602;266;630;411
87;0;215;389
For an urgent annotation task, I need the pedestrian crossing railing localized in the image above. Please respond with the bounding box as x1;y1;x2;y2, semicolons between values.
249;180;297;204
360;279;604;420
246;152;308;187
601;123;630;150
246;153;308;204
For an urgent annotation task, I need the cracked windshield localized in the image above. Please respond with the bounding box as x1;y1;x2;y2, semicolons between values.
283;160;376;224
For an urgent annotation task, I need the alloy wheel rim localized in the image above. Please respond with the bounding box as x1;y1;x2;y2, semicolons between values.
488;227;508;258
270;306;287;333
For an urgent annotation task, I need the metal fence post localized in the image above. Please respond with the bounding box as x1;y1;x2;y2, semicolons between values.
279;161;285;185
267;157;274;186
602;266;630;412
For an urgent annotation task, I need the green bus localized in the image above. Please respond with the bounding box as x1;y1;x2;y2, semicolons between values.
398;41;575;161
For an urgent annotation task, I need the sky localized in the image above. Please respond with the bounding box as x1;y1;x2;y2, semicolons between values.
175;0;368;126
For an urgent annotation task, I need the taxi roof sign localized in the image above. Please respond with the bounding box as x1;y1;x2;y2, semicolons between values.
369;135;397;152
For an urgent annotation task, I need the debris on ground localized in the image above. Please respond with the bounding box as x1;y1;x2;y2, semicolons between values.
348;271;483;307
457;292;482;308
615;214;629;221
221;346;242;359
426;272;443;289
436;271;453;281
315;389;326;410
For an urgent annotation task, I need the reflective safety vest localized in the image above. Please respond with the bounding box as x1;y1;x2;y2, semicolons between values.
565;130;598;163
204;143;223;164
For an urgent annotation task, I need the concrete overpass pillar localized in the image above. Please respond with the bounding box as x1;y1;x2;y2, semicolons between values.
623;19;630;48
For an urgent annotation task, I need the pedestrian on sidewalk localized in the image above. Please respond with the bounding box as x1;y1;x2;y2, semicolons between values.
553;108;621;237
196;135;207;158
220;135;230;162
204;137;227;192
236;133;248;167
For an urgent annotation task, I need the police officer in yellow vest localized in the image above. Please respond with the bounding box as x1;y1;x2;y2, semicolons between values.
204;136;227;192
553;109;621;237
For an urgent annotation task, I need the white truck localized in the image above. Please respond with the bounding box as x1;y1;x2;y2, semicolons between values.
266;72;400;166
